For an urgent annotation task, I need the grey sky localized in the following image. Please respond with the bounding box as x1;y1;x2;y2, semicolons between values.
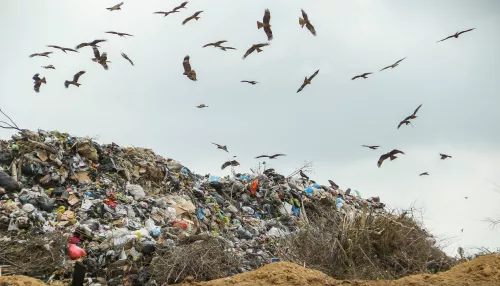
1;0;499;255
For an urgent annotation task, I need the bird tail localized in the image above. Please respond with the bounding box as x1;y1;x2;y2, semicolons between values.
389;155;397;161
75;83;81;87
299;18;306;27
195;16;200;20
92;58;98;62
256;48;263;53
257;21;264;29
41;77;46;84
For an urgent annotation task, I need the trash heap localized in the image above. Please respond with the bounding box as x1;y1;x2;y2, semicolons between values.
0;129;387;285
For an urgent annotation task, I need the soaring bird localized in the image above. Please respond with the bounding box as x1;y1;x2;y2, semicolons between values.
32;73;46;93
242;43;269;59
297;69;319;93
377;149;405;167
241;80;258;85
196;104;208;108
211;142;228;152
202;40;227;48
154;10;179;17
419;172;429;176
257;9;273;41
380;57;406;71
29;52;52;58
299;170;309;181
221;160;239;170
440;153;452;160
121;52;134;66
328;180;339;189
352;73;372;80
299;9;316;36
182;11;203;25
64;71;86;88
182;55;197;81
172;1;188;12
76;39;107;50
362;145;380;150
397;104;422;129
219;46;236;51
437;28;475;43
105;31;133;38
41;65;55;69
47;45;78;53
107;2;124;11
255;154;286;159
91;46;110;70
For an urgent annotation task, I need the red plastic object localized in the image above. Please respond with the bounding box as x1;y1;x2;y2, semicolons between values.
68;244;87;260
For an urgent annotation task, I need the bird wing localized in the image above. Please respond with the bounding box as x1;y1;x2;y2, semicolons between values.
182;16;193;25
214;40;227;46
328;180;339;188
351;75;360;80
194;11;203;17
380;65;392;71
255;155;269;159
264;26;273;41
99;61;109;70
242;46;256;59
183;56;192;73
306;23;316;36
231;160;240;167
437;35;454;43
389;149;405;156
255;43;269;49
121;33;133;37
221;161;231;170
308;69;319;81
73;71;85;82
75;43;88;49
397;120;405;129
271;154;286;157
33;81;41;93
377;154;388;167
394;57;406;65
33;73;40;80
91;39;107;46
363;72;372;76
105;31;118;35
211;142;220;147
47;45;62;50
297;82;307;93
458;28;475;35
301;9;309;21
121;52;134;65
263;9;271;24
64;47;78;53
92;46;101;58
412;104;422;116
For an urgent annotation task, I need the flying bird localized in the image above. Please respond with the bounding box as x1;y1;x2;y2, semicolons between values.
241;80;258;85
255;154;286;159
362;145;380;150
328;180;339;189
380;57;406;71
32;73;46;93
64;71;85;88
91;46;110;70
221;160;240;170
182;55;197;81
419;172;429;176
47;45;78;53
299;9;316;36
41;65;55;69
377;149;405;167
154;10;180;17
105;31;134;38
29;52;52;58
219;46;236;51
397;104;422;129
299;170;309;181
203;40;227;48
242;43;269;59
107;2;124;11
211;142;228;152
437;28;476;43
76;39;107;50
297;69;319;93
172;1;188;11
257;9;273;41
397;120;414;129
352;73;372;80
182;11;203;25
196;104;208;108
121;52;134;66
440;153;452;160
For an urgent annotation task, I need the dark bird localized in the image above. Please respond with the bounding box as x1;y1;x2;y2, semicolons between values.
182;11;203;25
32;73;46;93
299;170;309;181
297;69;319;93
440;153;452;160
211;142;228;152
107;2;124;11
221;160;240;170
437;28;476;43
47;45;78;53
64;71;86;88
362;145;380;150
257;9;273;41
255;154;286;159
91;46;110;70
398;104;422;129
242;43;270;59
219;46;236;51
105;31;134;38
182;55;197;81
461;228;464;232
241;80;258;85
196;104;208;108
76;39;107;50
328;180;339;189
352;72;372;80
465;197;468;199
154;10;180;17
172;1;188;12
29;52;52;58
419;172;429;176
377;149;405;167
299;9;316;36
380;57;406;71
203;40;227;48
41;65;55;69
121;52;134;66
397;120;414;129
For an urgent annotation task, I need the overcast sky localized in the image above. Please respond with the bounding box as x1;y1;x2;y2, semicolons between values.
1;0;499;255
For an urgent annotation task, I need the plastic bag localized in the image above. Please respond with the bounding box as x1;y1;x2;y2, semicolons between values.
68;244;87;260
145;218;161;236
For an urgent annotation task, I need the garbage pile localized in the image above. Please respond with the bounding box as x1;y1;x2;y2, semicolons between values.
0;129;387;285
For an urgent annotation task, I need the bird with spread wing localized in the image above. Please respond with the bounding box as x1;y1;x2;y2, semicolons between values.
437;28;475;43
32;73;46;93
203;40;227;48
91;47;110;70
173;1;188;12
121;52;134;66
196;104;208;109
29;52;52;58
255;154;286;159
76;39;106;50
64;71;85;88
419;172;429;176
397;104;422;129
242;43;269;59
182;55;197;81
107;2;124;11
257;9;273;41
352;72;372;80
211;142;228;152
241;80;258;85
154;10;180;17
182;11;203;25
362;145;380;150
105;31;133;38
47;45;78;53
41;65;55;70
221;159;239;170
299;9;316;36
328;180;339;189
380;57;406;71
377;149;405;167
297;70;319;93
440;153;452;160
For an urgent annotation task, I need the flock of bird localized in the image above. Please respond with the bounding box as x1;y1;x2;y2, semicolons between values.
27;2;477;176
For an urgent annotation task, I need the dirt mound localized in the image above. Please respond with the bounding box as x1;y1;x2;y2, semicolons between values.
0;275;47;286
179;254;500;286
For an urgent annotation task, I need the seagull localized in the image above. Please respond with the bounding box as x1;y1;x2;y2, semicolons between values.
437;28;476;43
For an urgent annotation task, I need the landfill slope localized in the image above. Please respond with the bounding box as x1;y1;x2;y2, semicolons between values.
179;255;500;286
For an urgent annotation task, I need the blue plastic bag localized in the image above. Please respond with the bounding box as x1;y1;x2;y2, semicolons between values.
305;187;313;194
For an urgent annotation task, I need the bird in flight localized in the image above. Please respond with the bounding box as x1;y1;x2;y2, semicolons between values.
29;52;52;58
299;9;316;36
397;120;414;129
211;142;228;152
242;43;270;59
107;2;124;11
255;154;286;159
182;11;203;25
154;10;180;17
419;172;429;176
221;159;240;170
352;72;372;80
220;46;236;51
121;52;134;66
172;1;188;12
440;153;452;160
196;104;208;109
362;145;380;150
257;9;273;41
437;28;476;43
76;39;107;50
328;180;339;189
47;45;78;54
92;47;110;70
297;69;319;93
377;149;405;167
105;31;134;38
380;57;406;71
64;71;86;88
397;104;422;129
203;40;227;48
241;80;258;85
41;65;55;70
182;55;197;81
32;73;46;93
